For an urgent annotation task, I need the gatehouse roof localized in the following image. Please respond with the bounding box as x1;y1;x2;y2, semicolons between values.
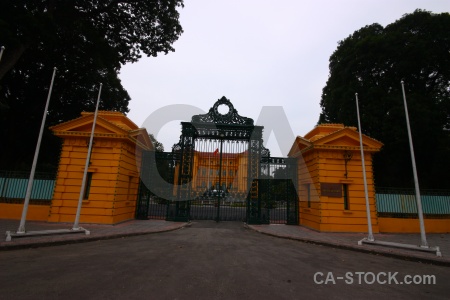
288;123;383;157
50;111;153;150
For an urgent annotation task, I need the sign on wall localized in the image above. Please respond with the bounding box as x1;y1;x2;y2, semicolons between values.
320;183;342;198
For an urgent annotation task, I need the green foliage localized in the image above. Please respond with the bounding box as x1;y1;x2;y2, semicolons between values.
149;133;165;152
0;0;183;171
319;10;450;189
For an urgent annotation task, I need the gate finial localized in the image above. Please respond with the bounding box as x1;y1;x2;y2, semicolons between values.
191;96;254;125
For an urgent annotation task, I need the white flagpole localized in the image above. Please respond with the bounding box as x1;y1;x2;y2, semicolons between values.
0;46;5;63
17;67;57;233
401;81;428;247
73;83;102;230
355;93;374;241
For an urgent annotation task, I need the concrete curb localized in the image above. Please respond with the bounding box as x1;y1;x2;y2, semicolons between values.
1;223;189;251
245;224;450;267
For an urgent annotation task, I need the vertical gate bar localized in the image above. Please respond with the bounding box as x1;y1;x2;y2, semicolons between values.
216;136;223;222
136;151;150;219
289;158;299;225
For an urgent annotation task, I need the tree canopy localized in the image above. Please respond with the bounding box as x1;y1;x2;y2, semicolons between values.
149;133;165;152
0;0;184;171
319;10;450;189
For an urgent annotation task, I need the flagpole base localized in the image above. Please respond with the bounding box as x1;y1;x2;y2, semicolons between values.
358;238;441;257
5;228;90;242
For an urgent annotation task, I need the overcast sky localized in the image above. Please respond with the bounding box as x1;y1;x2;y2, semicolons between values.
119;0;449;156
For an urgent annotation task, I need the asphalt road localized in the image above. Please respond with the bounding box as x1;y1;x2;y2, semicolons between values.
149;203;288;222
1;221;449;299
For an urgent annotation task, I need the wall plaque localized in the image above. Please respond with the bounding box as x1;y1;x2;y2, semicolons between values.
321;183;342;197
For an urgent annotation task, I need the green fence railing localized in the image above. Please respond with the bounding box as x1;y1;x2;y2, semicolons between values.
376;188;450;219
0;171;56;205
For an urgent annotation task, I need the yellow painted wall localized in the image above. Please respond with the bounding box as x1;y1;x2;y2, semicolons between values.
378;218;450;233
48;111;151;225
48;139;123;224
297;151;321;230
0;203;50;221
318;150;379;233
290;124;383;232
113;141;141;223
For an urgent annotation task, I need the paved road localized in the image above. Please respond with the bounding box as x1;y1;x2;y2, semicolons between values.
150;203;289;222
149;203;249;221
1;221;449;299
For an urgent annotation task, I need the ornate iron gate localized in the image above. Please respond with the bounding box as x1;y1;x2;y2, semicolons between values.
136;151;176;220
259;156;299;225
188;138;251;221
136;97;298;224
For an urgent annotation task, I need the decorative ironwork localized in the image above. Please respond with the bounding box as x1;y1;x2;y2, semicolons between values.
343;151;353;178
136;151;176;220
247;137;265;224
136;96;299;224
256;156;299;225
168;97;264;222
285;158;299;225
168;131;194;221
192;96;254;125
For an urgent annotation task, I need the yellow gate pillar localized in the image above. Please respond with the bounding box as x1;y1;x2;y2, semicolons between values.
289;124;383;232
48;111;152;224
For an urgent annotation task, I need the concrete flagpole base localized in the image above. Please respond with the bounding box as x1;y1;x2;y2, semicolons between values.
358;238;441;257
5;228;90;242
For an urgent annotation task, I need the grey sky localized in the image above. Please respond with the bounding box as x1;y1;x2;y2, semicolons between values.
119;0;449;156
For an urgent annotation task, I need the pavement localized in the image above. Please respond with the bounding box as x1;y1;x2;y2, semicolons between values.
1;219;449;266
0;219;187;250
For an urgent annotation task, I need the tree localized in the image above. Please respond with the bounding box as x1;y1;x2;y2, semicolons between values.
319;10;450;189
0;0;184;171
149;133;165;152
0;0;184;80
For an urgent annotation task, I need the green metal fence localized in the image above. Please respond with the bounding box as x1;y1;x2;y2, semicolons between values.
376;188;450;219
0;171;56;205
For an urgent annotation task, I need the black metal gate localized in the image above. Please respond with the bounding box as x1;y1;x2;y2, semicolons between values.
136;151;176;220
136;97;298;224
188;138;250;221
258;156;299;224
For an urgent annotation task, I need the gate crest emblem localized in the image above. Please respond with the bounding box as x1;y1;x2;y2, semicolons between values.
191;96;254;125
